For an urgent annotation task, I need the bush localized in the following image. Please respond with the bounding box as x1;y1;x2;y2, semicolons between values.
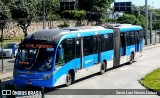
58;21;69;28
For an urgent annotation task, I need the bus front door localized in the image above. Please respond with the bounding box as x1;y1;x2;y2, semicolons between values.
135;31;140;52
75;38;82;69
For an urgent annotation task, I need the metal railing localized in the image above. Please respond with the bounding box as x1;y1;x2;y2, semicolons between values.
146;30;160;45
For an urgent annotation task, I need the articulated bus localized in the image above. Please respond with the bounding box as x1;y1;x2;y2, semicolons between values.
13;24;144;87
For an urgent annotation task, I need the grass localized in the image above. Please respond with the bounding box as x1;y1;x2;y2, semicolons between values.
140;68;160;92
0;35;24;47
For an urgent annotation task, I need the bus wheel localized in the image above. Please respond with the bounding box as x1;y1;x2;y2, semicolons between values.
100;61;105;75
11;54;14;59
129;54;134;64
65;72;72;86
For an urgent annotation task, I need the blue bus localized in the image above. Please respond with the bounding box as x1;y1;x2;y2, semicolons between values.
13;24;144;87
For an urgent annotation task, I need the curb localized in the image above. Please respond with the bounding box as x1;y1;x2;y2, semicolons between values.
143;43;160;50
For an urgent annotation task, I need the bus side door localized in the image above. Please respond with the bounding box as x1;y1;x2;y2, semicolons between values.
83;36;95;68
135;31;140;52
120;33;126;56
75;38;82;69
93;36;99;64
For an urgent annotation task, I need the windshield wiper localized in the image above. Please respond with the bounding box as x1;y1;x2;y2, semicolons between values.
26;48;40;70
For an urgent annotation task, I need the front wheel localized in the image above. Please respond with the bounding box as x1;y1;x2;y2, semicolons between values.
65;72;72;86
100;61;106;75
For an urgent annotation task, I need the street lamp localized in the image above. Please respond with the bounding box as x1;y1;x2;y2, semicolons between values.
145;0;148;45
43;0;46;29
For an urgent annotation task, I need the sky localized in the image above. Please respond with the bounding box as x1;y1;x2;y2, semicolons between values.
113;0;160;9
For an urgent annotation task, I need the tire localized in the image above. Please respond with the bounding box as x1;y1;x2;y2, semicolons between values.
11;54;14;59
65;72;73;87
100;61;106;75
129;54;134;64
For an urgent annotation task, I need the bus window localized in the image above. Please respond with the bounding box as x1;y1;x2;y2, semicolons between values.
83;36;94;56
108;33;114;50
120;33;126;48
55;39;75;67
56;42;65;67
76;38;81;58
126;32;135;46
101;33;113;52
139;30;144;40
101;34;108;52
93;37;98;54
65;39;75;62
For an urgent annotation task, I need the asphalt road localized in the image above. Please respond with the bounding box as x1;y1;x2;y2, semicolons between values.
45;44;160;98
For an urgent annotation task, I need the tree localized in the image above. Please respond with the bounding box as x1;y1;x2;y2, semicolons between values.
0;1;11;41
152;9;160;30
117;14;137;24
78;0;115;25
10;0;36;37
62;10;86;26
136;15;145;28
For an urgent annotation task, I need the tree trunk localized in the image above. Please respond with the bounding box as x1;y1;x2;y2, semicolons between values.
23;28;28;38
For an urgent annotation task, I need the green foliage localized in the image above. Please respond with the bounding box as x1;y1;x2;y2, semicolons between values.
117;14;136;24
140;68;160;92
136;15;145;28
0;1;11;29
9;0;38;37
153;20;160;30
117;14;145;28
78;0;115;23
105;18;117;23
152;9;160;30
62;10;86;20
58;20;69;28
47;0;59;20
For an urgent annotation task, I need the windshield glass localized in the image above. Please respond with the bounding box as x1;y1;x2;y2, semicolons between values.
3;44;16;49
14;44;55;71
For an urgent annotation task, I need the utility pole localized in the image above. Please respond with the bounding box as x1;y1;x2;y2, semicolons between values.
43;0;46;29
149;11;152;44
1;28;3;71
145;0;148;45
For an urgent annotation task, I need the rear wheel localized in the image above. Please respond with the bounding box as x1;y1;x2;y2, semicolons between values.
100;61;106;75
65;72;73;86
129;54;134;64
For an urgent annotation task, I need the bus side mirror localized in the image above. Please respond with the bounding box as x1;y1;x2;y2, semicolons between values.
57;46;63;57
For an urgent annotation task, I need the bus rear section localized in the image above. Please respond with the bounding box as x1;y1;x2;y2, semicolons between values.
112;25;144;66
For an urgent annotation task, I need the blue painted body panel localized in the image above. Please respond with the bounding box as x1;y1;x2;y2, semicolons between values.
119;26;143;32
101;50;114;62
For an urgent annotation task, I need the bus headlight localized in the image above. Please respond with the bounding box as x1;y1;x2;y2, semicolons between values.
42;74;52;80
13;71;18;77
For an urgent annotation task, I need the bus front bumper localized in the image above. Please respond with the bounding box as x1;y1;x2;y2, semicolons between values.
14;74;54;87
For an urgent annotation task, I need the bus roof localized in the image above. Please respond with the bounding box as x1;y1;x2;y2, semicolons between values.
61;26;106;31
104;24;143;32
22;26;113;44
117;25;143;32
22;29;70;44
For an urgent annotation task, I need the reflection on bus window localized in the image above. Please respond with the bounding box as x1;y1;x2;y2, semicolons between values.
15;47;54;71
55;45;65;68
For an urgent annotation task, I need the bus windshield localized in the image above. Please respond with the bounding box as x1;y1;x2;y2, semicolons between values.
14;45;55;72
